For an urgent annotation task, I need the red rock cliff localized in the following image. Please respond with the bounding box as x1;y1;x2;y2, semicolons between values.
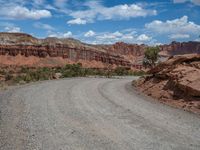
0;44;131;67
0;33;132;68
159;41;200;56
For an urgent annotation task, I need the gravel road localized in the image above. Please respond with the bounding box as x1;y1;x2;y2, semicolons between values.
0;77;200;150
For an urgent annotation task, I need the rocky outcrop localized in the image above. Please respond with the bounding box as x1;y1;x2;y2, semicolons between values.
0;33;131;68
159;41;200;57
96;42;146;65
0;32;39;45
98;42;146;56
0;44;131;66
135;54;200;114
149;54;200;96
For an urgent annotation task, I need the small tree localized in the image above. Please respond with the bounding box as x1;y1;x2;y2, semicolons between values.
143;46;159;68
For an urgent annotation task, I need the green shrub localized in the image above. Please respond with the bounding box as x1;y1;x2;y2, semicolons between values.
13;76;25;83
131;70;146;76
0;70;6;75
11;63;146;84
114;67;129;76
21;67;29;73
5;73;13;81
143;46;159;68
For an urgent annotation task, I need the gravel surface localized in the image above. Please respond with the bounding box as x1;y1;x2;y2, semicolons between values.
0;77;200;150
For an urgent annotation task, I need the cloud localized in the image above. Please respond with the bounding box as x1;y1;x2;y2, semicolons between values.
67;18;87;25
169;33;190;39
68;2;157;24
195;38;200;42
84;30;95;37
173;0;200;5
145;16;200;36
83;29;153;45
0;22;21;32
34;22;55;30
95;31;127;42
0;5;52;19
4;26;21;32
137;34;152;41
48;31;72;38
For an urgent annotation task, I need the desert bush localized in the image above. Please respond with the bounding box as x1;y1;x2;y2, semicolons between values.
0;69;6;75
20;67;29;73
5;73;13;81
143;46;159;68
10;63;146;84
114;67;129;76
130;70;146;76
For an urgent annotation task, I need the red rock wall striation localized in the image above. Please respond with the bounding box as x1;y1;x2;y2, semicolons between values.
0;44;131;67
97;42;146;58
160;41;200;56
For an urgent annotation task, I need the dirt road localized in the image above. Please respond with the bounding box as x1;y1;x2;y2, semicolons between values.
0;77;200;150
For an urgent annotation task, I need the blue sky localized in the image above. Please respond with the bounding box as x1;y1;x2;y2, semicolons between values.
0;0;200;45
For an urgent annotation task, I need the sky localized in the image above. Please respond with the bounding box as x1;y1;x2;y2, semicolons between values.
0;0;200;45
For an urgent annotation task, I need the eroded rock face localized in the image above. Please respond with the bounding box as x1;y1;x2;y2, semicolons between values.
135;54;200;114
101;42;146;56
96;42;146;65
0;44;131;67
149;54;200;96
0;33;134;68
170;65;200;96
159;41;200;56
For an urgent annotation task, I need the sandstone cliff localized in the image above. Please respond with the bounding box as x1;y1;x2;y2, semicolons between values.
159;41;200;57
0;33;132;68
96;42;146;66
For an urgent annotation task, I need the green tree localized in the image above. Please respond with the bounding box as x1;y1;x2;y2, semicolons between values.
143;46;159;68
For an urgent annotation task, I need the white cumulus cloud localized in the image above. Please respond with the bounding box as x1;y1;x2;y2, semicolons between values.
68;2;157;24
137;34;152;42
0;5;52;19
4;26;21;32
84;30;153;45
48;31;72;38
67;18;87;25
145;16;200;36
84;30;95;37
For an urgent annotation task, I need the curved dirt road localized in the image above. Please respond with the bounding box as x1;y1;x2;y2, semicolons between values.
0;77;200;150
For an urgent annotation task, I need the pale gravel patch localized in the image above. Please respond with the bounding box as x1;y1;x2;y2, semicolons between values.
0;77;200;150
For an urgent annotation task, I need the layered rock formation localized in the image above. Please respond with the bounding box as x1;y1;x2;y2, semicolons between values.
97;42;146;67
97;42;146;57
0;44;131;66
0;33;132;68
159;41;200;57
1;32;200;69
134;54;200;114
